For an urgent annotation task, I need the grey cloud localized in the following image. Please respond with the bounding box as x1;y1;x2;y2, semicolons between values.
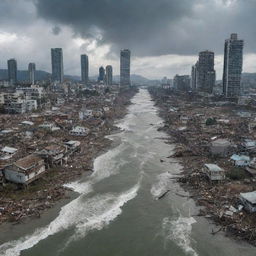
33;0;256;57
52;26;62;35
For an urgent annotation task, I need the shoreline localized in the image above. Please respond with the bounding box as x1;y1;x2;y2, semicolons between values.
0;88;138;226
149;88;256;247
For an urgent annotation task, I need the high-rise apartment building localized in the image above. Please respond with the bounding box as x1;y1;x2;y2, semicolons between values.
28;63;36;84
120;49;131;86
81;54;89;84
51;48;64;83
8;59;17;85
173;75;191;91
197;50;216;94
98;66;105;82
105;65;113;86
223;33;244;97
191;61;199;91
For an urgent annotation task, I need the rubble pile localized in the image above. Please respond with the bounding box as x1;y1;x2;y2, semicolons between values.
150;87;256;246
0;86;138;224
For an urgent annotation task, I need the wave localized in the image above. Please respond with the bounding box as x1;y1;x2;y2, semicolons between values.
151;172;173;199
162;216;198;256
0;183;140;256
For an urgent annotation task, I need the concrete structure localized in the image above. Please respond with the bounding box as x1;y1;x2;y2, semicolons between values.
197;51;215;94
210;138;232;157
51;48;64;83
204;164;225;181
70;126;89;136
3;155;45;185
98;66;105;82
240;191;256;213
191;62;199;91
7;59;17;85
81;54;89;85
173;75;190;91
223;34;244;98
105;65;113;86
28;63;36;84
120;49;131;86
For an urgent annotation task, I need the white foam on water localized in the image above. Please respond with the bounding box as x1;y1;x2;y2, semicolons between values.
162;216;198;256
64;182;140;247
0;182;140;256
151;172;173;199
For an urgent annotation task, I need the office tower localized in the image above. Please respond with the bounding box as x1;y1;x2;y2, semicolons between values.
98;66;105;82
223;33;244;97
28;63;36;84
7;59;17;85
105;65;113;86
197;50;216;94
81;54;89;84
191;61;199;91
51;48;64;83
173;75;191;91
120;49;131;86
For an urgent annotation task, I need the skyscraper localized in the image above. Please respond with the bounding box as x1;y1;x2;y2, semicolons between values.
51;48;64;83
105;65;113;86
120;49;131;86
7;59;17;85
223;33;244;98
98;66;105;82
191;61;199;91
28;63;36;84
197;50;216;94
81;54;89;84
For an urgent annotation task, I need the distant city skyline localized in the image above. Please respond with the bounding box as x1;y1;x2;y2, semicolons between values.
0;1;255;80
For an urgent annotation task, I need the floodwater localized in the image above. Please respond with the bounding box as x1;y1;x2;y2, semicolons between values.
0;89;255;256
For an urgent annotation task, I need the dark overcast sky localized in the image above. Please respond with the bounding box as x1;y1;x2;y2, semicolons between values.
0;0;255;79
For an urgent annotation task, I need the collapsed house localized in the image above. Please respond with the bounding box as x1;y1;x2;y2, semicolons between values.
3;154;45;185
0;146;17;160
240;191;256;213
204;164;225;181
210;139;232;157
37;144;67;168
230;154;250;167
70;126;89;136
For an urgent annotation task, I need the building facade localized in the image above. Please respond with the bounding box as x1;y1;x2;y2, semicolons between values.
197;51;216;94
51;48;64;83
105;65;113;86
81;54;89;85
173;75;191;91
28;63;36;84
8;59;17;85
120;49;131;86
98;66;105;82
223;33;244;98
191;62;199;91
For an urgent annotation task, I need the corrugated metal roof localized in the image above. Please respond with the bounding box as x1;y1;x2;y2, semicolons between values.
205;164;223;172
1;146;17;154
240;191;256;204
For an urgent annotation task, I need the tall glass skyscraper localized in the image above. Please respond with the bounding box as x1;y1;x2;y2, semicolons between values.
8;59;17;85
223;34;244;97
51;48;64;83
120;49;131;86
98;66;105;82
28;63;36;84
81;54;89;84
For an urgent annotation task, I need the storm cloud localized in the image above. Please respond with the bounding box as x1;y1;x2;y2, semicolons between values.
0;0;256;79
34;0;256;56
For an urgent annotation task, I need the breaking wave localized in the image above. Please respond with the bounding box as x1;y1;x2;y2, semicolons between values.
0;183;140;256
151;172;173;199
162;216;198;256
